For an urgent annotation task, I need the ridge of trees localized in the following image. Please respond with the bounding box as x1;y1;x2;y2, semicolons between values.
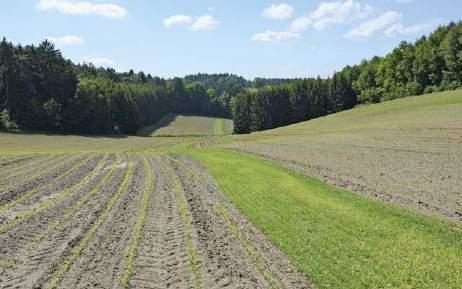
233;21;462;133
1;21;461;135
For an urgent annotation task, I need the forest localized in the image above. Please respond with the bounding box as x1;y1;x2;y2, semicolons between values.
0;21;461;135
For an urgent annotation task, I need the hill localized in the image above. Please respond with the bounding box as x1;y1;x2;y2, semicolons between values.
137;114;233;137
228;89;462;222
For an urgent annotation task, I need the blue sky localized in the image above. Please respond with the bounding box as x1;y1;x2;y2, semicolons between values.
1;0;460;79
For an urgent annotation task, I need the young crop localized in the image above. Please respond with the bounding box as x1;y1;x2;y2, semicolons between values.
166;155;281;288
159;157;202;289
0;153;95;213
0;153;109;234
118;155;154;289
0;153;82;191
44;153;134;289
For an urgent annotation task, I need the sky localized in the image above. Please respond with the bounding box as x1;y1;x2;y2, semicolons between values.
1;0;461;79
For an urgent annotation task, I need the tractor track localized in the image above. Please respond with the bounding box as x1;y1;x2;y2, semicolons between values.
0;153;313;289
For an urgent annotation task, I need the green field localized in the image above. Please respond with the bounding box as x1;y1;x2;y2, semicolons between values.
183;148;462;289
137;114;233;137
0;90;461;288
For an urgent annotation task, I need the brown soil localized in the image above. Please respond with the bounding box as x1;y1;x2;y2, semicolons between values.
0;153;313;289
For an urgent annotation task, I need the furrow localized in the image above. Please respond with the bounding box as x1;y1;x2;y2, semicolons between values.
0;153;82;191
128;156;193;289
118;155;155;289
54;154;144;289
159;157;203;289
0;153;95;212
42;153;133;289
0;154;61;183
0;153;109;234
0;154;124;289
0;154;50;177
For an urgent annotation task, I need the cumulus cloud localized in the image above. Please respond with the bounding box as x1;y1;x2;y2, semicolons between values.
344;11;402;39
262;4;294;20
163;15;193;28
384;22;428;36
46;35;84;46
190;15;219;31
81;56;115;68
290;0;372;32
36;0;127;18
163;14;218;31
251;30;300;42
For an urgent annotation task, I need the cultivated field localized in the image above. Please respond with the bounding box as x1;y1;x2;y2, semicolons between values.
137;114;233;137
229;90;462;222
0;150;310;289
0;91;461;289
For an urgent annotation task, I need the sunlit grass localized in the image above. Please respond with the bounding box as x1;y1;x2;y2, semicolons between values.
185;148;462;289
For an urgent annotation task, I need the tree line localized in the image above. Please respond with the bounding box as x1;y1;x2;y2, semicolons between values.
1;21;461;135
233;21;462;133
0;40;228;134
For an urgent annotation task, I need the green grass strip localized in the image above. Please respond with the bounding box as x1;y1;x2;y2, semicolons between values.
0;153;79;190
159;157;202;289
44;153;133;289
118;155;154;288
0;153;94;213
185;148;462;289
213;119;224;136
166;155;281;288
0;153;109;234
215;202;282;289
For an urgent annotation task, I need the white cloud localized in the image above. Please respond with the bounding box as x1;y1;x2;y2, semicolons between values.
384;22;428;36
251;30;300;42
290;0;372;32
262;4;294;20
344;11;402;39
190;15;219;31
37;0;127;18
46;35;84;46
163;15;193;28
81;56;115;68
163;14;218;31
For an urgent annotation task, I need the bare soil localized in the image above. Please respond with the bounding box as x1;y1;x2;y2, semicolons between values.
0;153;312;289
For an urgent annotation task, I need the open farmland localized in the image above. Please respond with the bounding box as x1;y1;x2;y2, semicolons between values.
0;150;310;289
0;91;461;289
228;89;462;222
137;114;233;137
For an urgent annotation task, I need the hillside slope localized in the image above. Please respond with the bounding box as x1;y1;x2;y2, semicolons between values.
137;114;233;137
229;89;462;222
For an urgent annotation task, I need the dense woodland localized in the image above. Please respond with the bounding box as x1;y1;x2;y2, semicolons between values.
0;21;461;135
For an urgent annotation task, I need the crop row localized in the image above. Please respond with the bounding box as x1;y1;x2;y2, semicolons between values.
160;157;203;289
0;153;95;213
166;155;281;288
118;155;153;289
0;153;81;190
0;154;56;179
0;153;109;234
44;153;133;289
0;154;123;272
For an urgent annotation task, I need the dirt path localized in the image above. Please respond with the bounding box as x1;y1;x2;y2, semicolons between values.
0;153;313;289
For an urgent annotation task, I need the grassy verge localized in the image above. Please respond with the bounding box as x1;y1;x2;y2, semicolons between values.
184;148;462;289
213;119;224;136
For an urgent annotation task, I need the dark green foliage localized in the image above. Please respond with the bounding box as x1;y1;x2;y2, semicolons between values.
233;21;462;134
1;21;462;135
